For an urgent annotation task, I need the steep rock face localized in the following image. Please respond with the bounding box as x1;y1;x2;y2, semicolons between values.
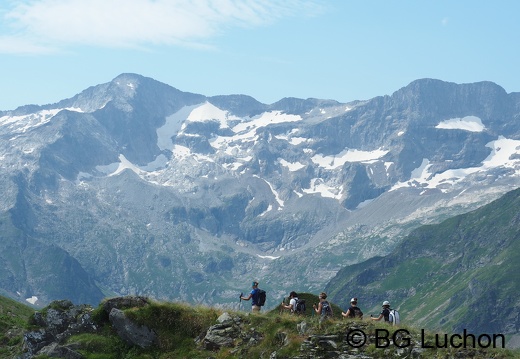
1;73;520;309
0;213;103;306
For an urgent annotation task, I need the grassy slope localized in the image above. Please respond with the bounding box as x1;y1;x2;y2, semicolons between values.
49;297;520;358
325;187;520;338
0;295;35;357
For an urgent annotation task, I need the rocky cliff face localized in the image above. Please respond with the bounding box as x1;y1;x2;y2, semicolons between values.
1;74;520;309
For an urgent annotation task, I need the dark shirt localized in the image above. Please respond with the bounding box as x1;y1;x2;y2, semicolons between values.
347;305;362;318
380;308;390;321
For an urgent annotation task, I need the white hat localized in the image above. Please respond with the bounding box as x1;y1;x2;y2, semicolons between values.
350;298;357;303
382;301;390;306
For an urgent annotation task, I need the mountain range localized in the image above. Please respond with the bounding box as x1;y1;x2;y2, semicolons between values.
1;73;519;321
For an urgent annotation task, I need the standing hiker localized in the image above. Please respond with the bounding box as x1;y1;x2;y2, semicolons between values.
342;297;363;319
281;291;305;314
312;292;333;325
371;300;391;322
240;281;264;313
371;300;400;325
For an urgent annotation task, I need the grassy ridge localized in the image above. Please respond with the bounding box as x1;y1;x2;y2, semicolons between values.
0;295;35;357
8;295;520;358
325;187;520;339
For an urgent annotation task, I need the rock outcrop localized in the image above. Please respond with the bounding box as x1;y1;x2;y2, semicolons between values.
17;296;510;358
20;296;156;358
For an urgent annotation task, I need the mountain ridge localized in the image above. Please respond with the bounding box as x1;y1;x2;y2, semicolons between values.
0;73;519;316
325;186;520;345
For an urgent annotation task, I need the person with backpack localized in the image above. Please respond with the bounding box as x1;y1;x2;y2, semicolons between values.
371;300;391;322
341;297;363;319
240;281;264;313
280;291;305;314
312;292;333;325
371;300;399;325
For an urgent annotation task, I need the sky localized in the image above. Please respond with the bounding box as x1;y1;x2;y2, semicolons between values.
1;0;519;111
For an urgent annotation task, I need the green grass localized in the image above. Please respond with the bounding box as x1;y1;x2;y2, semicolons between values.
0;295;36;357
4;293;520;358
382;258;441;290
124;301;220;351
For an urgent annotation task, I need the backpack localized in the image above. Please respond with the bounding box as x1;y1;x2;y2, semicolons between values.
257;289;266;306
351;306;363;319
294;298;306;314
389;309;400;325
321;301;332;317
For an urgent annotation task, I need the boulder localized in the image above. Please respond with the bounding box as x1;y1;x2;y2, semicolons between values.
109;308;157;348
201;312;241;350
102;296;150;314
38;342;84;359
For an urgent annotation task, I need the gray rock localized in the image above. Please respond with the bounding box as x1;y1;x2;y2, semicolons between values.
22;303;97;357
23;329;55;355
109;308;157;348
38;342;84;359
45;308;69;335
297;321;307;335
202;320;240;350
102;296;150;314
216;312;233;324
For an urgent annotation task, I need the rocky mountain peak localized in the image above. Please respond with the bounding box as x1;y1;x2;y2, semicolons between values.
1;74;519;320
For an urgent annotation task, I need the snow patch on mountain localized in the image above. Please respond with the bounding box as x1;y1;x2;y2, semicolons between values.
391;136;520;192
110;154;144;176
436;115;485;132
279;158;306;171
274;129;311;145
234;111;301;133
26;296;38;305
171;145;216;165
257;254;280;260
483;136;520;170
186;101;237;129
157;104;202;151
303;178;343;199
311;148;389;169
0;107;83;134
140;154;169;171
210;111;303;154
289;137;310;145
254;175;284;210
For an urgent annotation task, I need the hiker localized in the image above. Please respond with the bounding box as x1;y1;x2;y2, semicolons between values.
280;291;300;313
371;300;391;322
240;281;262;313
312;292;333;324
341;297;363;319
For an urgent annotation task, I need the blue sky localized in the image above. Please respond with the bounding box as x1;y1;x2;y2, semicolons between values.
1;0;519;111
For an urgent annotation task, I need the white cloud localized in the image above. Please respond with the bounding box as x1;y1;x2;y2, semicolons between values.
0;0;321;54
0;34;58;54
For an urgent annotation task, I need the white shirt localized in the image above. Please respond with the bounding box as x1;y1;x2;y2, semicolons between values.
289;297;298;312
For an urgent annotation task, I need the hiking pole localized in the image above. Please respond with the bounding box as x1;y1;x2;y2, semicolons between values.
279;297;285;315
